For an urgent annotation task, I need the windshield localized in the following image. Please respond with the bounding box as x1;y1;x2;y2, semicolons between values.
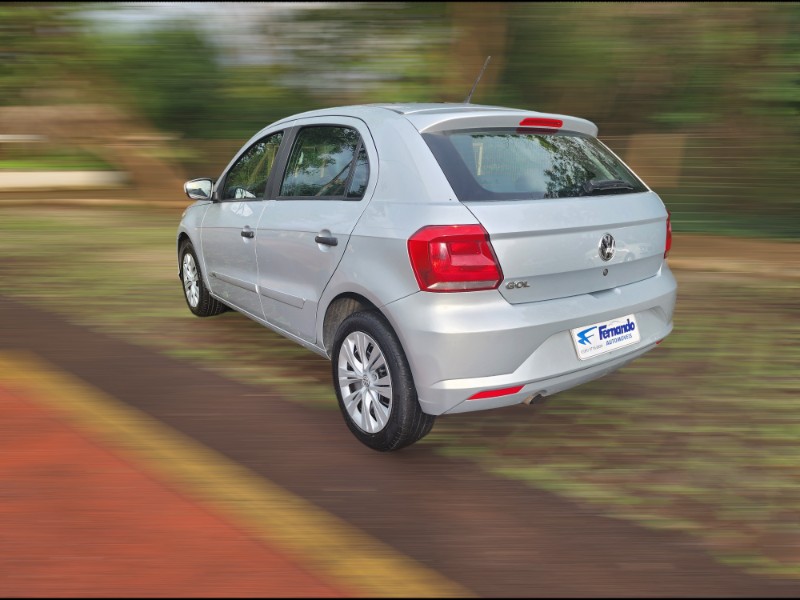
423;128;647;202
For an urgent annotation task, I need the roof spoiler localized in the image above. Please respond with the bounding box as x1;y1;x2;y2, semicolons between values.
415;113;599;137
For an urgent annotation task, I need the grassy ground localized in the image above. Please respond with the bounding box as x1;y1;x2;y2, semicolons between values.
0;147;115;171
1;206;798;578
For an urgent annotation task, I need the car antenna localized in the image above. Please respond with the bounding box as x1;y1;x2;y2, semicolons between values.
464;55;492;104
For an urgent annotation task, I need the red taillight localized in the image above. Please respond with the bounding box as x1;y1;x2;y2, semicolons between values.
407;224;503;292
468;385;524;401
664;211;672;258
518;117;563;129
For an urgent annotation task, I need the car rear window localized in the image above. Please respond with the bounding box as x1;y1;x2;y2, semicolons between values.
422;128;647;202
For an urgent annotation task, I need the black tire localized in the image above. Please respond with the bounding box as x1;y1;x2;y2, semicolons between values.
331;310;435;451
179;239;228;317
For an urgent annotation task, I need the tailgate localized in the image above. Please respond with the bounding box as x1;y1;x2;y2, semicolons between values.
465;192;668;304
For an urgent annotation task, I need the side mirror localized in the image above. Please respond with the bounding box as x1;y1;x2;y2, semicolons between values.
184;178;213;201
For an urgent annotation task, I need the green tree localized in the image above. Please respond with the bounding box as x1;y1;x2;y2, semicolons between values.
0;3;86;104
89;26;224;137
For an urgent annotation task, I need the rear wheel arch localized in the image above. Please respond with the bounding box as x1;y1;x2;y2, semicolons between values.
322;293;379;356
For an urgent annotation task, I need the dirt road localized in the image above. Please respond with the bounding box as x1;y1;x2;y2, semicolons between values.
2;296;799;597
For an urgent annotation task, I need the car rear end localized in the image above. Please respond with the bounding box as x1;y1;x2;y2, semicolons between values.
381;107;677;415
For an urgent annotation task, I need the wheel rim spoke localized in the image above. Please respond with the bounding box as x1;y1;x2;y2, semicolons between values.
342;387;361;412
361;393;371;432
357;334;371;372
338;367;362;385
372;395;389;429
342;339;361;375
366;348;383;371
373;386;391;401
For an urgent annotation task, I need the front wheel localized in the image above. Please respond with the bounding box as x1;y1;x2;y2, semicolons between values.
332;311;435;451
179;239;228;317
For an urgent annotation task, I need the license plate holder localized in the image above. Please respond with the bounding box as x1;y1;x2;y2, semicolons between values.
570;314;641;361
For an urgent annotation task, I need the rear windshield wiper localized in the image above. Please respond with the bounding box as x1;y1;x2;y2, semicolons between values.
582;179;635;195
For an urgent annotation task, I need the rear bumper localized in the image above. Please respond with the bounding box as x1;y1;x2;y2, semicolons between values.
382;264;677;415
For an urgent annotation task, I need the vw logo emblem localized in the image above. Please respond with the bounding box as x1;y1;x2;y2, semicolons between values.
599;233;615;261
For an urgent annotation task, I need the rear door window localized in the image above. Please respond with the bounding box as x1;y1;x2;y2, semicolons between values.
279;126;367;200
423;129;647;202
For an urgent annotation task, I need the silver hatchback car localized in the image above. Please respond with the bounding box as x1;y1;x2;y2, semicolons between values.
177;103;676;451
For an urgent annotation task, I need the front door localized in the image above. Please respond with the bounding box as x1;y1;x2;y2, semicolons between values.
201;131;285;319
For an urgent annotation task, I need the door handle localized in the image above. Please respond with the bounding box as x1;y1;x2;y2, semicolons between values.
241;229;254;239
314;235;338;247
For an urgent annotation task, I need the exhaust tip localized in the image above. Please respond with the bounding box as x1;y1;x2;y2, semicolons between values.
523;393;545;405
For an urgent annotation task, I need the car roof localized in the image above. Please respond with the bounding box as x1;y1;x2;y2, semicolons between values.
270;103;599;137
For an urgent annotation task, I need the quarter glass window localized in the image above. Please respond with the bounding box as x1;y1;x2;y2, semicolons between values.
346;146;369;199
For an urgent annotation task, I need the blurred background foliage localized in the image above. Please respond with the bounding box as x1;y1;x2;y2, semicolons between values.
1;4;798;578
0;2;798;236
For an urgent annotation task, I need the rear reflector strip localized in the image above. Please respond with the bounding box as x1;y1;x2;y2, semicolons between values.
468;385;524;400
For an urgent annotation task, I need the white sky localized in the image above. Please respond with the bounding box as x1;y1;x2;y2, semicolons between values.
82;2;336;65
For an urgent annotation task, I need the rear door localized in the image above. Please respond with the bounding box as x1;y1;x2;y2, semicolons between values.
201;131;285;318
422;127;668;304
255;117;375;342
